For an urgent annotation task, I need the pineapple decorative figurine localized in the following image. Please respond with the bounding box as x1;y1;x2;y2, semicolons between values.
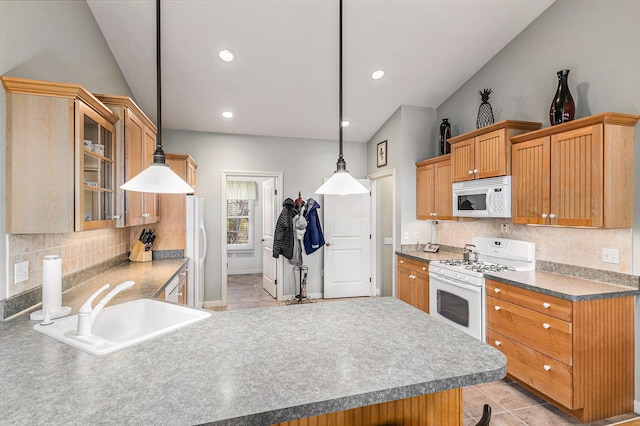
476;88;495;129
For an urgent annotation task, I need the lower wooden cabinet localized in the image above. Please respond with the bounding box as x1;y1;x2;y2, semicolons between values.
396;256;429;313
486;279;634;423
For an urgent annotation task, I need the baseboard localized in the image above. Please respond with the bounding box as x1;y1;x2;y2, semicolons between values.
634;399;640;414
227;269;262;275
202;300;223;308
282;292;323;301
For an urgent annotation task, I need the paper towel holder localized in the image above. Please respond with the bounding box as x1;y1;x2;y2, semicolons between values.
29;255;71;321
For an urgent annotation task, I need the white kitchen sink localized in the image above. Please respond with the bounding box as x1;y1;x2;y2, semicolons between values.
33;299;211;355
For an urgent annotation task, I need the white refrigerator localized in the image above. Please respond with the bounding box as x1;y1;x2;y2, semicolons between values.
186;195;207;308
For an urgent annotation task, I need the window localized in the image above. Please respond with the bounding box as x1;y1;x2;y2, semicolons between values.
227;199;254;250
226;180;257;252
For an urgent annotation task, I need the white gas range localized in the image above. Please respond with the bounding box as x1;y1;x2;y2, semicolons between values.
428;237;536;342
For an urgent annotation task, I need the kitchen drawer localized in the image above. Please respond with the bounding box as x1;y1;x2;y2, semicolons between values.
397;257;429;274
487;329;575;409
486;279;572;321
487;295;572;365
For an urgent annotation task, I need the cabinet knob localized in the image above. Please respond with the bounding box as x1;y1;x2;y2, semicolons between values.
542;302;551;309
422;267;427;271
177;293;183;296
473;169;479;174
495;340;501;346
409;275;416;280
549;213;556;219
113;214;121;219
468;170;474;175
142;213;150;218
494;288;501;293
400;260;404;264
543;323;551;329
541;213;548;219
494;306;501;311
543;365;551;371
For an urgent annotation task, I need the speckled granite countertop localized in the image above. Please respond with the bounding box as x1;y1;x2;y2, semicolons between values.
55;258;188;312
485;270;639;301
397;251;638;301
0;297;506;425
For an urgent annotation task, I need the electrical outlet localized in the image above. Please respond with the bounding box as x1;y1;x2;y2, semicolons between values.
602;248;620;264
414;232;419;239
500;223;510;233
14;261;29;284
403;232;409;240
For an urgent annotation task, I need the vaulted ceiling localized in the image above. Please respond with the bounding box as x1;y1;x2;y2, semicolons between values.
87;0;555;143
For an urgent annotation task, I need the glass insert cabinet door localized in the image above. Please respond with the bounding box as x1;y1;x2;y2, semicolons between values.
77;100;116;231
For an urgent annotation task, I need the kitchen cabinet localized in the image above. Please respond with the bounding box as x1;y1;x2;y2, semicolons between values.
511;112;639;228
416;154;455;220
94;94;159;227
2;77;119;233
396;256;429;313
486;279;634;423
177;266;188;305
449;120;541;182
153;153;197;251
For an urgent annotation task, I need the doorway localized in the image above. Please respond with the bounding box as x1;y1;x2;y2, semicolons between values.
369;170;395;297
221;171;284;308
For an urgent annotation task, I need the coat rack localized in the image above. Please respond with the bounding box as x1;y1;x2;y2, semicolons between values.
288;190;315;304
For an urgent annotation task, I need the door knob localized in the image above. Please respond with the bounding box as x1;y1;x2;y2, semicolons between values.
325;242;332;246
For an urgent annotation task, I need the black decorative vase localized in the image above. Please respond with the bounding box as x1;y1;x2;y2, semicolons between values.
549;69;575;125
439;119;451;155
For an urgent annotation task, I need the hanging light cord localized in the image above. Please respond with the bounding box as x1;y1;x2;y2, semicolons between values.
153;0;167;165
336;0;347;172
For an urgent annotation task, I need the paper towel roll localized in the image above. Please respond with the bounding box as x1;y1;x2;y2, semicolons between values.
42;255;62;313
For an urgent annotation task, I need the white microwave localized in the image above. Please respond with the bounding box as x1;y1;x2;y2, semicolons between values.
452;176;511;218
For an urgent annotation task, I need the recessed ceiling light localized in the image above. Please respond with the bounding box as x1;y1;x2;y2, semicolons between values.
341;120;351;127
222;111;234;119
218;49;234;62
371;70;385;80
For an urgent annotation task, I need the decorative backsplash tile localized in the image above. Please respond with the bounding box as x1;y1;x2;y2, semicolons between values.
6;228;130;299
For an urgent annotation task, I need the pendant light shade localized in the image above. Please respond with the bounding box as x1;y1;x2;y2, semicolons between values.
315;0;368;196
119;0;193;194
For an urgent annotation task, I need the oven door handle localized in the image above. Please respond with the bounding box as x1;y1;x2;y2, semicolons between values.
429;273;482;293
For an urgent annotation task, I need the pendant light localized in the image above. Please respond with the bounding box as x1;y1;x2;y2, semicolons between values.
120;0;194;194
315;0;368;195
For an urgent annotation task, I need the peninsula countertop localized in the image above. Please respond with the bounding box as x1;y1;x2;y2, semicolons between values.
1;297;506;425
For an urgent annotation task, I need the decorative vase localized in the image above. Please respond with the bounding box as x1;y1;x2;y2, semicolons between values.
476;89;495;128
439;119;451;155
549;69;575;125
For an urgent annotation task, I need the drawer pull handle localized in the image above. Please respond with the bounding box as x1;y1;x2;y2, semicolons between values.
543;323;551;329
494;288;501;293
494;306;501;311
542;302;551;309
495;340;501;346
543;365;551;371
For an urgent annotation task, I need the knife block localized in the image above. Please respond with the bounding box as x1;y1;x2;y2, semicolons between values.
129;240;152;262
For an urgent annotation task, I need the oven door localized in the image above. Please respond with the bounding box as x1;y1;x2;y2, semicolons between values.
429;273;485;341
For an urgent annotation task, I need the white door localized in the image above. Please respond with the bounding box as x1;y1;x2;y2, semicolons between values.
262;178;277;298
323;180;372;298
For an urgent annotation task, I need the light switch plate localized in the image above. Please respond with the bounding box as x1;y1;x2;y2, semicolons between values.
602;248;620;264
14;261;28;284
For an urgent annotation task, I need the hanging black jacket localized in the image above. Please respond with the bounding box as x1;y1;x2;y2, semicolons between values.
273;198;295;260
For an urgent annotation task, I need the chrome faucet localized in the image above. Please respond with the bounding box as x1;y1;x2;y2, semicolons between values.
76;281;135;337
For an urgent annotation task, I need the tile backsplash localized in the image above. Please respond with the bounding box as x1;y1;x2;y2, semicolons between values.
434;219;632;274
7;228;130;299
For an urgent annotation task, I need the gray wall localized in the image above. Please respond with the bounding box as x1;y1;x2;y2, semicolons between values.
163;129;367;301
436;0;640;406
0;0;134;300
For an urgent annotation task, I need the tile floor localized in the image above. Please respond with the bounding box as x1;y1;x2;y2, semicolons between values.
209;274;640;426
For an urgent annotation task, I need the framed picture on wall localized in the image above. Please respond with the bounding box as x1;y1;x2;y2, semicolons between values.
377;140;387;167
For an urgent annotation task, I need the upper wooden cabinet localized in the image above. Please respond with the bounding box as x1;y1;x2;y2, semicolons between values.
449;120;541;182
94;94;159;227
416;154;455;220
154;153;197;251
511;113;639;228
2;77;119;233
